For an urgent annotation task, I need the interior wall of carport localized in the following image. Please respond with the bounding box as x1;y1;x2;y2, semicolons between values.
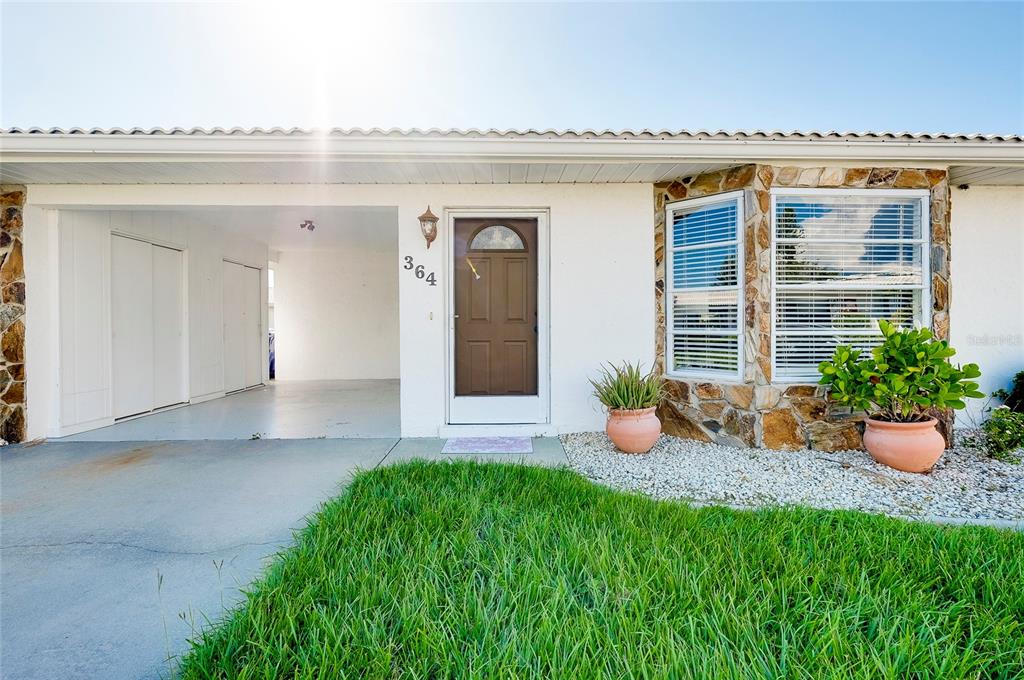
22;206;269;439
273;240;400;381
22;183;655;438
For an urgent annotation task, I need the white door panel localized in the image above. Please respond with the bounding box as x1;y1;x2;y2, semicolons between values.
152;245;186;408
243;265;262;388
112;236;154;418
222;261;246;393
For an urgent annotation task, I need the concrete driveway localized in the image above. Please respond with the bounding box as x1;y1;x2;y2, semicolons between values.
0;437;567;680
0;438;397;680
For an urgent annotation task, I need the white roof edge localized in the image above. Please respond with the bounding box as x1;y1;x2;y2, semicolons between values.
2;127;1022;166
3;126;1022;141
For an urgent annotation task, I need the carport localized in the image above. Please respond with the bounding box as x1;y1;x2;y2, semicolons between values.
43;205;401;441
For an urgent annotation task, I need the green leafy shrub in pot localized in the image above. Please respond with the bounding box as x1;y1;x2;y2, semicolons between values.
817;320;983;472
980;407;1024;463
590;362;665;454
818;320;983;422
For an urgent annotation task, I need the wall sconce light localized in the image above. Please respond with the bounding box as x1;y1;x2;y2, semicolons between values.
418;206;438;249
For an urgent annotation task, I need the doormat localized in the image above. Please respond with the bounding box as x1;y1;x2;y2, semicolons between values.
441;437;533;454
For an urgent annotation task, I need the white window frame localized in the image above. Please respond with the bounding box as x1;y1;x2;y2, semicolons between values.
769;187;932;382
664;190;745;381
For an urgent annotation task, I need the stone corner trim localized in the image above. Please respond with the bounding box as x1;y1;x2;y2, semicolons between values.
0;186;26;443
654;165;951;452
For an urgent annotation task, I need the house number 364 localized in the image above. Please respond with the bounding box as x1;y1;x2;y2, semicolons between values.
403;256;437;286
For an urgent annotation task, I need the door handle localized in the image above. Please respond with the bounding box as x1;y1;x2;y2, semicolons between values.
454;314;460;319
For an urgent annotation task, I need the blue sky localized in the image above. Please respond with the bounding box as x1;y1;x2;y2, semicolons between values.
2;1;1022;133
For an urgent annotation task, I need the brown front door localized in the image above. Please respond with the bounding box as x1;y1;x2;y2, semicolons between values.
454;218;538;396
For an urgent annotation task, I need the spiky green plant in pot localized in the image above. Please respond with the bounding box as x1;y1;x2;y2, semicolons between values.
590;362;665;454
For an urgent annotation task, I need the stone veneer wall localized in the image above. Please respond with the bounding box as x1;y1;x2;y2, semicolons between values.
654;165;951;451
0;187;27;443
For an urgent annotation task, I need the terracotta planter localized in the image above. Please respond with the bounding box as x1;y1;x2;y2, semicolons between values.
606;407;661;454
862;416;945;473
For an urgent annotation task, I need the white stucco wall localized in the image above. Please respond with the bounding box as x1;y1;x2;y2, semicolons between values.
389;184;656;436
24;183;655;438
24;207;268;438
949;185;1024;425
274;245;399;381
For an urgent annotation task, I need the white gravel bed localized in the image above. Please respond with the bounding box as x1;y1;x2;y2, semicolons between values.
561;431;1024;523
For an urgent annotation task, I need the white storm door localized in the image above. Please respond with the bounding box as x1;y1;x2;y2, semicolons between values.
152;245;187;409
447;210;550;425
242;264;262;388
112;235;154;418
222;261;246;393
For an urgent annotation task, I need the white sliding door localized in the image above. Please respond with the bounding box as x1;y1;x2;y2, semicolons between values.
223;260;262;392
243;265;262;388
112;236;155;418
112;236;187;419
152;245;187;408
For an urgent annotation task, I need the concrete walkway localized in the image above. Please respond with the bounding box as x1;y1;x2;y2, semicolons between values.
0;437;567;680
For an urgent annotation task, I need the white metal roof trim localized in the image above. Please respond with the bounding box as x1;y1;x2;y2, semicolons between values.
3;127;1022;143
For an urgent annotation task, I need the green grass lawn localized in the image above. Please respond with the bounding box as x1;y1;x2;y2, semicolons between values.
181;461;1024;679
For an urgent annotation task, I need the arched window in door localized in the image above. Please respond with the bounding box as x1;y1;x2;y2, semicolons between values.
469;224;526;251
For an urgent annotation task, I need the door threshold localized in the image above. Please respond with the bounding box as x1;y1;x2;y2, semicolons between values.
439;423;558;438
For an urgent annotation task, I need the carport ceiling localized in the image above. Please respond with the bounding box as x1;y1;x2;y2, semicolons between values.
188;206;397;251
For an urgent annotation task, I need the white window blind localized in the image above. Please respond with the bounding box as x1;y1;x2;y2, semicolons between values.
665;193;743;379
771;190;930;380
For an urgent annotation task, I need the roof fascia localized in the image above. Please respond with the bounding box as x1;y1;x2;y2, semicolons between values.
1;134;1022;166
